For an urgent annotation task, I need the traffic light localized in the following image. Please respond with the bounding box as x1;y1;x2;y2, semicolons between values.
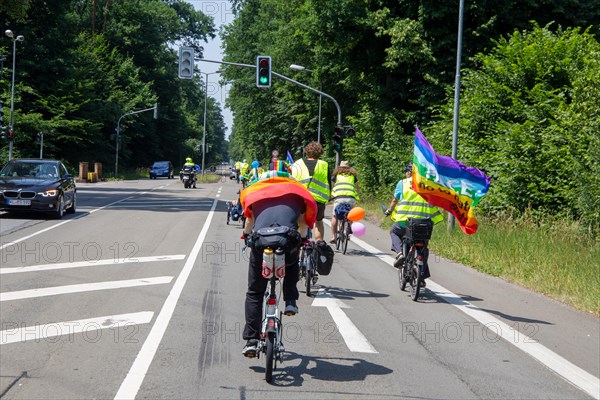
7;130;14;142
333;126;343;153
0;100;4;124
178;47;195;79
0;126;6;141
256;56;272;88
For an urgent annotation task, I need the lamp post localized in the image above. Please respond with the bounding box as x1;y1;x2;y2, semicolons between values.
290;64;322;143
200;70;223;176
5;30;24;161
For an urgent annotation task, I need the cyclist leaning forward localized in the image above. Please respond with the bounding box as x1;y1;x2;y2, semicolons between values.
329;161;359;244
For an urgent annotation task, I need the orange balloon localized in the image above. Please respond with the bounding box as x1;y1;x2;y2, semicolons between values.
347;206;365;222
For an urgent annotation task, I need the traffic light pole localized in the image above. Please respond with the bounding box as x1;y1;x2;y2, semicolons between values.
114;104;157;178
198;58;343;133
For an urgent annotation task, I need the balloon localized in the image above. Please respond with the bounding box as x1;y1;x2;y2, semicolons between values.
347;206;365;222
351;222;366;236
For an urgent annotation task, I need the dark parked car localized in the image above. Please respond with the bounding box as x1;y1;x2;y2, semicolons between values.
0;159;77;219
149;161;174;179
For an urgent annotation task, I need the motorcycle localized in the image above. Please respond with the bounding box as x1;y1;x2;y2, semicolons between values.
181;166;197;189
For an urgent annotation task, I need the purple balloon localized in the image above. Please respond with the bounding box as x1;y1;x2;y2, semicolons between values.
351;222;366;237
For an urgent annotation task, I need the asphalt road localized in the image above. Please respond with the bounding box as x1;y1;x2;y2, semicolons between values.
0;175;598;399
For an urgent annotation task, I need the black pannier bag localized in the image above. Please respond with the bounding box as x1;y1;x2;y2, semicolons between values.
406;217;434;241
314;240;334;275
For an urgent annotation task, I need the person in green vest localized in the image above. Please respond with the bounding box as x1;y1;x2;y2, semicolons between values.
329;160;359;243
384;162;443;286
291;141;331;241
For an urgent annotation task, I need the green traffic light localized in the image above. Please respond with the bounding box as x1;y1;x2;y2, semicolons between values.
259;76;269;84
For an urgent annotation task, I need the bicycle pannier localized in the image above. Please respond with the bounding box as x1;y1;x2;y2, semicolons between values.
315;240;334;275
406;218;433;241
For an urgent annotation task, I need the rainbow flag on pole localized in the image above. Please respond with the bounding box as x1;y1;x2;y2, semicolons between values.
412;127;491;234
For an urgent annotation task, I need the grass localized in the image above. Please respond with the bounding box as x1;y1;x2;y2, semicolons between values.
360;198;600;316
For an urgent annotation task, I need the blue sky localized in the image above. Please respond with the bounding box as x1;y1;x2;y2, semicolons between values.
189;1;234;137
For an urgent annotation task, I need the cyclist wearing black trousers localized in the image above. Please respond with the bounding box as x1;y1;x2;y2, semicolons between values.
384;162;443;286
239;172;317;357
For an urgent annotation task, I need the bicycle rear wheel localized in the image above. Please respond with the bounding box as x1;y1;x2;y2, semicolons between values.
305;258;313;297
335;220;344;251
265;332;275;382
342;220;350;254
410;262;422;301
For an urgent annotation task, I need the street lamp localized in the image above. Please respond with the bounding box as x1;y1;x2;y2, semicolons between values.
290;64;322;143
5;29;24;161
200;70;223;176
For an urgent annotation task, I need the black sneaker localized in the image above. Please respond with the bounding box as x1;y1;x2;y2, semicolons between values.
242;339;259;357
284;300;298;316
420;280;426;288
393;252;405;268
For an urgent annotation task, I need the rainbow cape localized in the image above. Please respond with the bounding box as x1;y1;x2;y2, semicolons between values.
412;127;491;234
240;174;317;228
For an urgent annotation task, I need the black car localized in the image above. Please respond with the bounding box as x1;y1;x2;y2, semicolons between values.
149;161;174;179
0;159;77;219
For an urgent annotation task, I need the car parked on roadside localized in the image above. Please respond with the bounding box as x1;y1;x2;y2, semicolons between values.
149;161;174;179
0;158;77;219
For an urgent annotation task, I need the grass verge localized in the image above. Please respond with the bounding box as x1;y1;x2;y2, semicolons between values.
361;198;600;316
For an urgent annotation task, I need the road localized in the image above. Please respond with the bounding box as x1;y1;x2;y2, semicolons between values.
1;175;598;399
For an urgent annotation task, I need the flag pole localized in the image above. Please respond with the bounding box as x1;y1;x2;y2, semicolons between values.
448;0;465;231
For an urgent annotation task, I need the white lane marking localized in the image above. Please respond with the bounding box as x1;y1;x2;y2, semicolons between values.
427;282;600;400
0;312;154;345
326;220;600;399
114;199;218;400
0;196;134;251
0;255;186;275
0;277;173;302
312;289;377;353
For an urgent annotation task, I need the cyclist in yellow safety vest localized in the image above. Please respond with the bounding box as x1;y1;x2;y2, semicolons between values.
329;161;359;243
239;159;250;189
384;162;443;286
291;141;330;241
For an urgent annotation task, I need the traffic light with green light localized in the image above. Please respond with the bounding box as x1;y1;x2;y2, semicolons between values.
256;56;272;88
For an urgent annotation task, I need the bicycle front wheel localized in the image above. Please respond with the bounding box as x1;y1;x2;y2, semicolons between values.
265;332;275;382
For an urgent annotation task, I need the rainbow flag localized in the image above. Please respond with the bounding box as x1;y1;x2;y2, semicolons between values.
412;127;491;234
286;150;294;165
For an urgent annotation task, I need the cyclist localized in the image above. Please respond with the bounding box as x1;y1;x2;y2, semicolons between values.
240;171;317;357
239;159;250;189
384;162;443;286
329;161;359;243
291;141;331;241
234;160;242;183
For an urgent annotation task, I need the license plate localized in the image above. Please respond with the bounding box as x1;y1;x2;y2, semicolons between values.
8;199;31;206
183;176;189;180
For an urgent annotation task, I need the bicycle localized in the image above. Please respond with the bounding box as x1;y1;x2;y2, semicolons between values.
398;217;433;301
298;236;318;297
245;226;297;382
334;203;353;254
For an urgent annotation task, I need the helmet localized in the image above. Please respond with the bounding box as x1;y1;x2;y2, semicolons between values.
186;157;192;163
404;162;413;172
251;161;259;169
243;159;247;163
